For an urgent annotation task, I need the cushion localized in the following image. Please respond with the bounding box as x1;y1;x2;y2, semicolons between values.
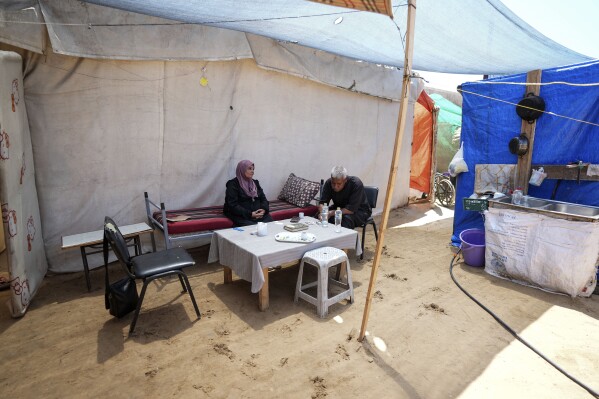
277;173;320;207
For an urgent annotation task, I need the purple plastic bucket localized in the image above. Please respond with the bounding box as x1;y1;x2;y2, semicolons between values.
459;229;485;267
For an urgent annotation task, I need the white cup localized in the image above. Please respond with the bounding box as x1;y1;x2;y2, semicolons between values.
257;222;268;237
301;231;308;241
299;212;304;219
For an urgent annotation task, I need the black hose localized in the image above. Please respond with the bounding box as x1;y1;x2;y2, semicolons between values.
450;251;599;398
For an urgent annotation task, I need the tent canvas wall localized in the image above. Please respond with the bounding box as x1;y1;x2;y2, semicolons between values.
452;59;599;245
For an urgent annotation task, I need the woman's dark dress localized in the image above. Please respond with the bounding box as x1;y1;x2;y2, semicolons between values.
223;177;273;226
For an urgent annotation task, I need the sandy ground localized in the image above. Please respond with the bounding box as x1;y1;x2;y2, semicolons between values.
1;202;598;399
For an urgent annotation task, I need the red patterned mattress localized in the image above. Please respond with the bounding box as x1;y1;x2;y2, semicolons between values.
154;200;318;235
270;200;318;222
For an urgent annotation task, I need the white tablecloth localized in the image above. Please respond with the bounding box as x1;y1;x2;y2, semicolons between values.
208;217;361;293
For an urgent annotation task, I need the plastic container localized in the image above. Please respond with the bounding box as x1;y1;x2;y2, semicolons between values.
321;205;328;227
459;228;485;267
512;189;523;205
334;208;342;233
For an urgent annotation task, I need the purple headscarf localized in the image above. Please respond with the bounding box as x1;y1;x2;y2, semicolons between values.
236;160;258;198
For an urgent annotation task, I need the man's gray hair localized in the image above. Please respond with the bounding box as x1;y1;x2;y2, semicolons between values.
331;166;348;179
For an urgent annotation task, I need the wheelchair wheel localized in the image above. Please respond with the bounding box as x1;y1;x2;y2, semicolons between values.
436;179;455;207
433;173;443;195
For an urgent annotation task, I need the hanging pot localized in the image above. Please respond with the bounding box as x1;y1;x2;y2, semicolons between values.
509;134;529;156
516;93;545;123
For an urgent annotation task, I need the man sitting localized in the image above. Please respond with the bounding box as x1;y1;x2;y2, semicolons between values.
318;166;372;229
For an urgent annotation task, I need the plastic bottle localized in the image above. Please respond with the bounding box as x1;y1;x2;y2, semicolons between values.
334;208;342;233
512;188;523;205
321;204;329;227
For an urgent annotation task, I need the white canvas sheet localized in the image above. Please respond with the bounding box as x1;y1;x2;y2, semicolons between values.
247;34;403;101
0;51;48;317
36;0;403;101
21;49;419;273
484;208;599;297
0;1;45;53
1;0;589;74
39;0;252;61
78;0;591;74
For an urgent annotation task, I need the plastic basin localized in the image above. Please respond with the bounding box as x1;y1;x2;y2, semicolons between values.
459;229;485;267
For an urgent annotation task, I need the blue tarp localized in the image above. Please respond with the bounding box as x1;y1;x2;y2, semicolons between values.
452;60;599;245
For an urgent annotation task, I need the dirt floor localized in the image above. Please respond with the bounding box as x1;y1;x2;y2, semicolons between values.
1;202;598;398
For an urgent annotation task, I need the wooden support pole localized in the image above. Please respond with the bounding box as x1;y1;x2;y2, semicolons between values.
359;0;416;342
429;106;440;207
515;69;542;193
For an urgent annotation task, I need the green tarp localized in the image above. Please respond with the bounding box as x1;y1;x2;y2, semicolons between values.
430;93;462;172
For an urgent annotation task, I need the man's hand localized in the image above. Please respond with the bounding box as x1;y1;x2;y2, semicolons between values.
318;210;334;222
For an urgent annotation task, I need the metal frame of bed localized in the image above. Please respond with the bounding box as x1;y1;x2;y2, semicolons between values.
144;192;215;249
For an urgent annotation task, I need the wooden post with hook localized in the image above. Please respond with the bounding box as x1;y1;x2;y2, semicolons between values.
515;69;542;193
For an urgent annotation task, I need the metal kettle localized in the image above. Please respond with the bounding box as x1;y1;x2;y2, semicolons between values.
509;133;529;156
516;93;545;123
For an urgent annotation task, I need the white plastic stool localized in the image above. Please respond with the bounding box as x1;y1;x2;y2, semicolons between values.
294;246;354;318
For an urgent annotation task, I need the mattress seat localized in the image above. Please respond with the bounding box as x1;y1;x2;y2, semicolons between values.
153;200;318;235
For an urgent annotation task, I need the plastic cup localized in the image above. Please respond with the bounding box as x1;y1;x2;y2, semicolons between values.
299;212;304;219
257;222;268;236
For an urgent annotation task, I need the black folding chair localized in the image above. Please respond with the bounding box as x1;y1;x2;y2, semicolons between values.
104;217;200;335
359;186;379;260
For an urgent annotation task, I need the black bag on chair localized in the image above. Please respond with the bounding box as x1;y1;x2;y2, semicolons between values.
103;232;138;318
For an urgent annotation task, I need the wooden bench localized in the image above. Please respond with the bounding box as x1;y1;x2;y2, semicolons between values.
61;222;155;291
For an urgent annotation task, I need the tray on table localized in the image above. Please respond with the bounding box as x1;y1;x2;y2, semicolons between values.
274;232;316;244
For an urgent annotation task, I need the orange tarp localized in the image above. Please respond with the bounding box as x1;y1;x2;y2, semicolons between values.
410;91;435;193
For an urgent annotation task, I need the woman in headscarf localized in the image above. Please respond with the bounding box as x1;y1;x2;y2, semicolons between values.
223;160;273;226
